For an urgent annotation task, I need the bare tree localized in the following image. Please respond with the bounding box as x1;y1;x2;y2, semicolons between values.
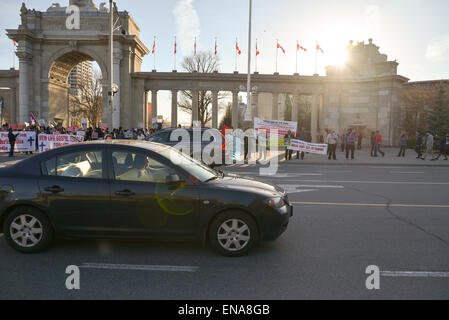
69;70;103;127
178;51;228;126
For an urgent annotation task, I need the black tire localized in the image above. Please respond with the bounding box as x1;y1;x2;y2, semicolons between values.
209;211;259;257
3;207;54;253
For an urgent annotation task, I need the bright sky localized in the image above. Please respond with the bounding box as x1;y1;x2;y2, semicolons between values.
0;0;448;123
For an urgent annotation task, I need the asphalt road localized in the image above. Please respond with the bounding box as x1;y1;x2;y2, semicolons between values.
0;163;448;300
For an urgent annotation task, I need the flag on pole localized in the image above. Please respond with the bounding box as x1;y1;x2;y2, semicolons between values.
277;42;285;53
297;43;307;52
13;40;17;47
174;38;177;54
256;41;260;56
194;37;197;55
152;38;156;54
214;38;218;55
316;44;324;54
236;40;242;55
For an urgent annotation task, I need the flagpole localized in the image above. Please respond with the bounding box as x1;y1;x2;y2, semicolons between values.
255;39;258;73
174;36;177;71
246;0;252;125
235;38;238;72
275;39;279;73
295;40;298;74
12;42;16;70
315;41;318;75
153;36;156;70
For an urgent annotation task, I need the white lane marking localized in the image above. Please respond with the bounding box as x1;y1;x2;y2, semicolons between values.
80;263;198;273
381;271;449;278
280;184;344;194
390;171;425;174
290;179;449;186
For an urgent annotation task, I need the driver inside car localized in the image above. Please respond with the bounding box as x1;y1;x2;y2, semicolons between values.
118;154;154;182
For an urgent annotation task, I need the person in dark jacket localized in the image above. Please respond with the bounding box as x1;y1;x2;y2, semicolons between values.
432;132;448;161
415;131;423;159
284;130;294;161
296;128;307;160
8;128;19;157
370;132;376;157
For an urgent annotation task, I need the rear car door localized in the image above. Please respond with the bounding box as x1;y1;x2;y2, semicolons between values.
108;147;200;239
38;147;112;237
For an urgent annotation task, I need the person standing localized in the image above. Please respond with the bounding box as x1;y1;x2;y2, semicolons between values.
357;132;363;150
421;131;434;160
8;128;19;157
284;130;294;161
295;128;307;160
432;132;448;161
374;131;385;157
345;129;357;160
341;132;346;152
327;130;338;160
415;131;423;159
370;132;376;157
397;131;408;157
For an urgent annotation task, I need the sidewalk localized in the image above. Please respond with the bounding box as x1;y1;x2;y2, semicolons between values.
278;147;449;167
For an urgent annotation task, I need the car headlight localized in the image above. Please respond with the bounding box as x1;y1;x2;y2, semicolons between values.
264;197;286;208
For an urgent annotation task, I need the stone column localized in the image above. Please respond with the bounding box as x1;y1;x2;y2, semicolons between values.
292;94;300;124
17;52;32;124
311;94;319;142
232;91;239;129
144;90;149;128
112;50;123;129
151;89;158;125
252;92;259;119
10;88;17;124
211;90;219;129
192;90;199;124
171;90;178;128
272;92;279;120
133;78;145;128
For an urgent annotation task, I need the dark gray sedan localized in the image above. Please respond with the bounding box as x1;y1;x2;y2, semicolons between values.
0;141;292;256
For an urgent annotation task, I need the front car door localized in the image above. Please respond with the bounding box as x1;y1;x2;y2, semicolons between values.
108;147;200;240
38;146;112;237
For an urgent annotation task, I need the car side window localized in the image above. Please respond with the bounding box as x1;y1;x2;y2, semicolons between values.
112;150;177;183
42;150;103;179
149;132;170;143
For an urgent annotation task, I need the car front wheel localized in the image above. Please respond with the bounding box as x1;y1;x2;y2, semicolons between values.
209;212;259;256
3;207;54;253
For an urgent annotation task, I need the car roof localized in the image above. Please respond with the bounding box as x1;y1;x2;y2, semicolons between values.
69;140;171;152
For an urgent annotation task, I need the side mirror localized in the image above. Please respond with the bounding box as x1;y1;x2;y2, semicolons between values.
166;174;184;189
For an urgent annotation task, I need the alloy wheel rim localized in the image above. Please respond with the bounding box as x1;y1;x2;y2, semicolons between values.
10;214;43;248
217;219;250;252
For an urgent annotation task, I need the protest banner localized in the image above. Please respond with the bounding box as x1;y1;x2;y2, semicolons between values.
37;134;84;153
0;131;36;153
287;139;328;155
254;118;297;147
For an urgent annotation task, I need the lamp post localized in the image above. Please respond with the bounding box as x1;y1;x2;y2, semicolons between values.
109;0;114;128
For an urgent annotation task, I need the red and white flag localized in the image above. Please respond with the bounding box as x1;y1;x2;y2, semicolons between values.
316;44;324;54
174;38;177;54
256;41;260;56
297;43;307;52
152;38;156;54
214;39;218;55
194;37;197;55
277;42;285;53
236;40;242;55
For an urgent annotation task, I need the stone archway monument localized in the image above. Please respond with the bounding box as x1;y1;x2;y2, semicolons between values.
7;1;149;128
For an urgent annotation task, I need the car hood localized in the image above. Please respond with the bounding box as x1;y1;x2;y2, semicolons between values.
209;173;285;198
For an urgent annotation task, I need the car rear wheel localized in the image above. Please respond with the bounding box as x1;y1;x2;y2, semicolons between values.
3;207;54;253
209;212;259;256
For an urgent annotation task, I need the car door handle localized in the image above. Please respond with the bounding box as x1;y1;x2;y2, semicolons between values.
44;186;64;194
115;190;135;197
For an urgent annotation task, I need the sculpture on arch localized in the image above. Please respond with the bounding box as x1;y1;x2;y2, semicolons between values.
69;0;96;8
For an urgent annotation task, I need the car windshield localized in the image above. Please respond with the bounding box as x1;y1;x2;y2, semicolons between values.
159;147;218;183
